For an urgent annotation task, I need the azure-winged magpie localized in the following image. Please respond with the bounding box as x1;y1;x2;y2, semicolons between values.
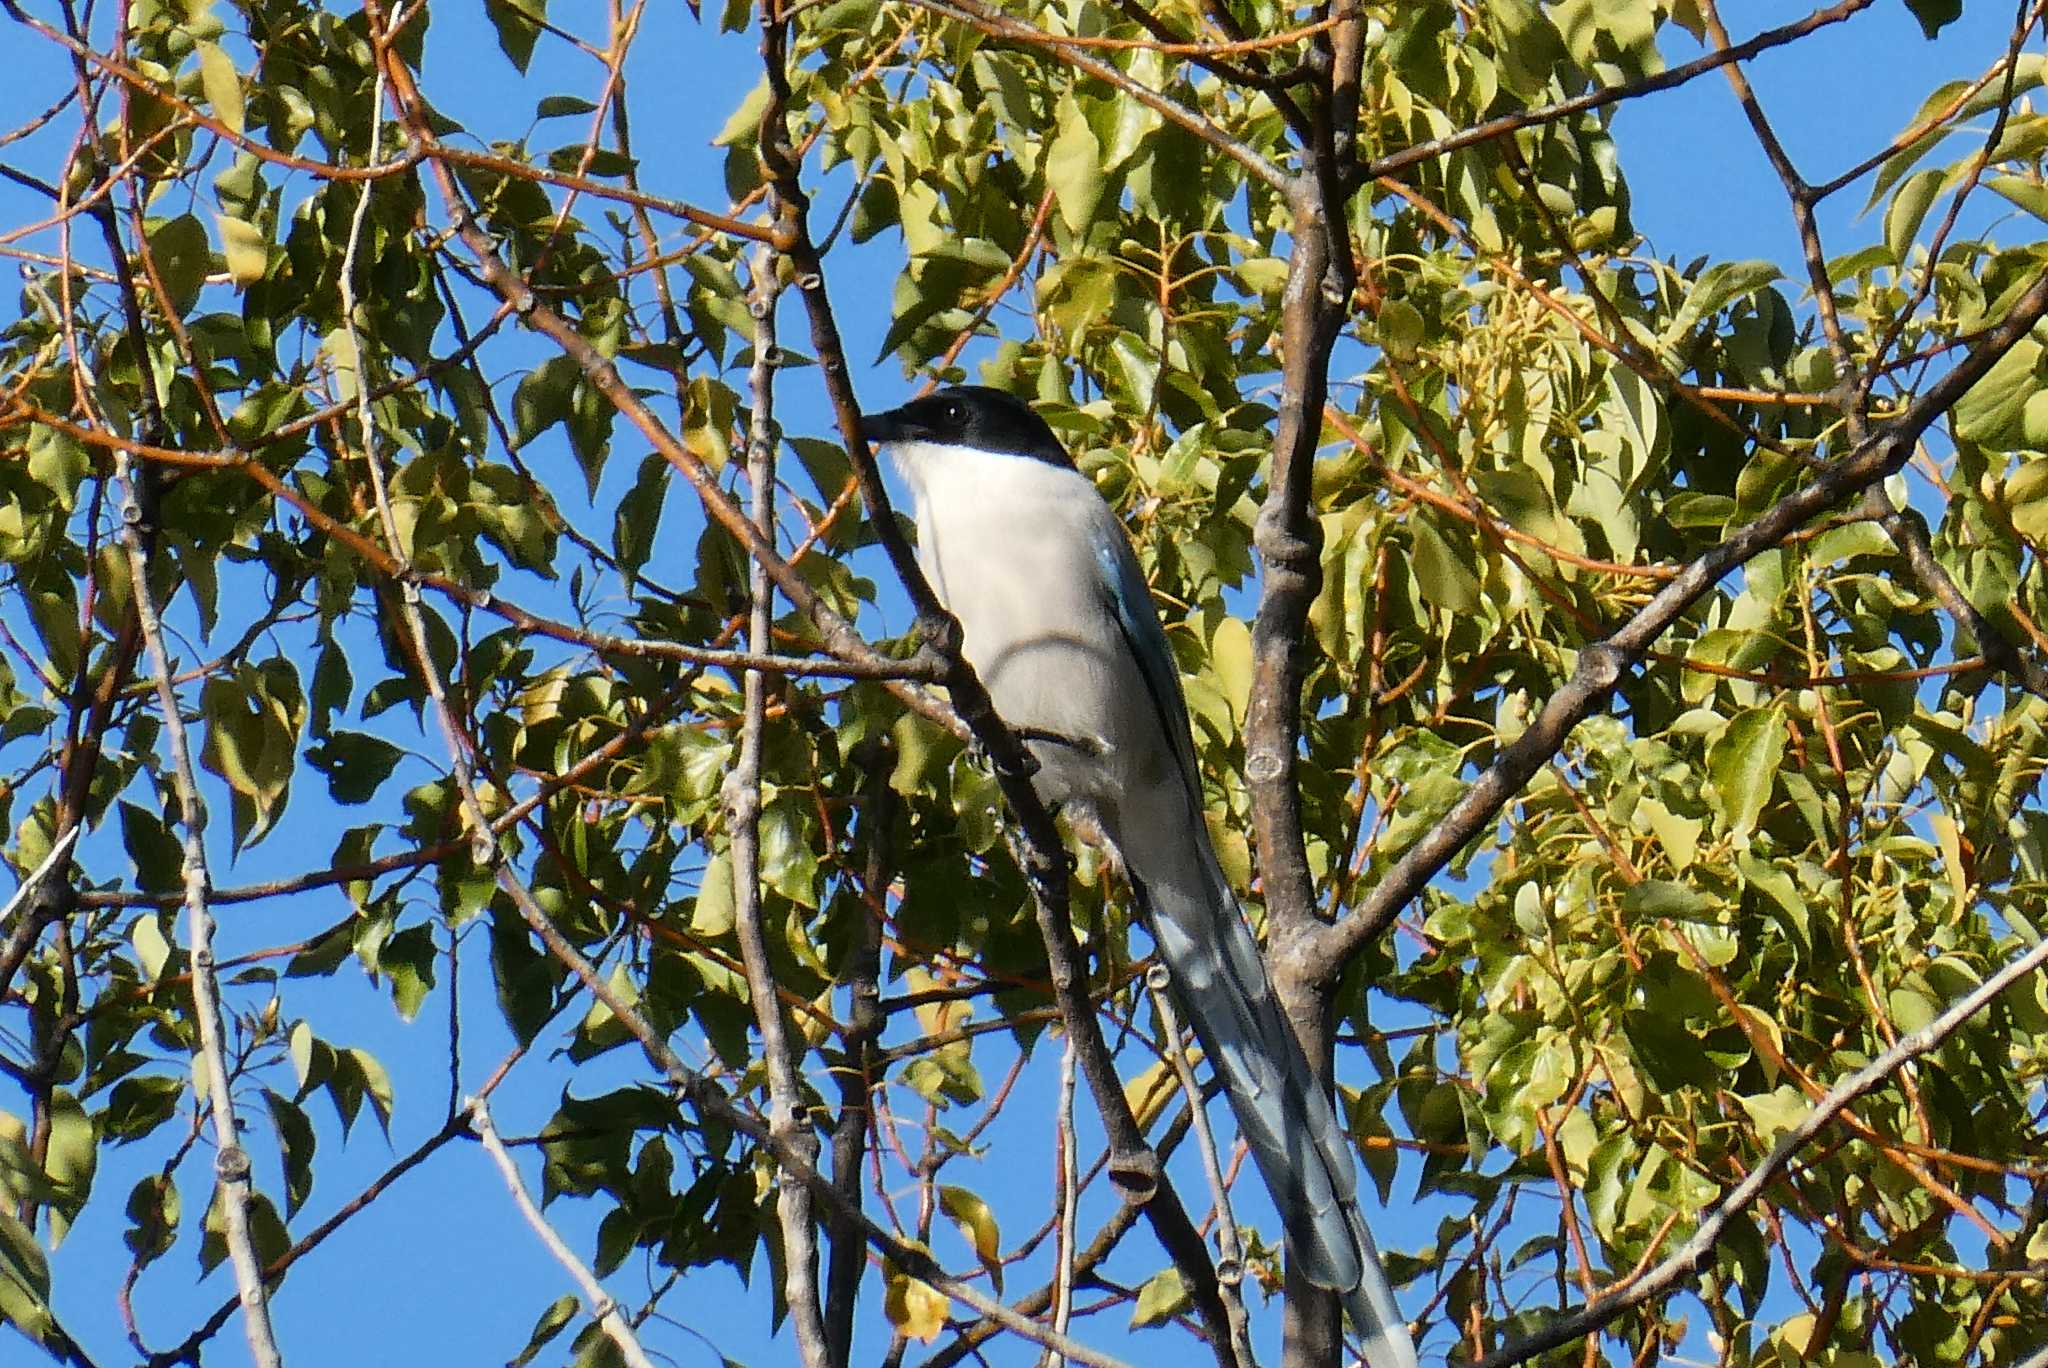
862;385;1417;1368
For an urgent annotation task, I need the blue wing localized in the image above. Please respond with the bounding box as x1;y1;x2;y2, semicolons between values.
1091;529;1204;809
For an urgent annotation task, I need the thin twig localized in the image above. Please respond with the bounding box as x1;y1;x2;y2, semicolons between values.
1145;966;1254;1368
1049;1033;1078;1368
470;1100;658;1368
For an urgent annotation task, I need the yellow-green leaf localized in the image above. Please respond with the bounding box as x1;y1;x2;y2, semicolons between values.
1045;95;1104;233
217;213;265;285
1129;1266;1189;1328
884;1264;948;1343
938;1184;1003;1292
194;41;244;135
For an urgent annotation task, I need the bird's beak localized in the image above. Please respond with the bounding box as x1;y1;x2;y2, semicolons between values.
859;406;909;447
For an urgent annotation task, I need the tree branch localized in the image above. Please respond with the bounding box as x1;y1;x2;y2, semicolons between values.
1318;269;2048;972
725;232;830;1363
112;444;283;1367
824;742;893;1366
470;1100;658;1368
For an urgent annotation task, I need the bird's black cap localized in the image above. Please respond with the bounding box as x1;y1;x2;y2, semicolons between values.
860;385;1073;469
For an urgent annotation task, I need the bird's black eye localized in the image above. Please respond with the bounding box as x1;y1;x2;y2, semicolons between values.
942;400;965;424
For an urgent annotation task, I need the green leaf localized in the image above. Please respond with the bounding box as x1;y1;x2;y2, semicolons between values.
122;1174;179;1269
1903;0;1962;39
1989;173;2048;222
510;1295;581;1367
1409;514;1481;613
0;1205;53;1340
883;1262;948;1343
118;800;184;893
145;213;212;317
536;96;599;119
939;1185;1003;1292
194;40;244;135
1621;1008;1717;1092
491;907;556;1046
612;452;669;585
42;1090;95;1223
512;355;579;450
305;731;406;805
1209;615;1251;724
1666;260;1782;339
2007;455;2048;542
380;924;438;1022
262;1089;318;1217
1045;95;1105;234
103;1075;184;1141
713;79;772;147
0;1128;57;1213
1884;168;1943;262
1707;706;1785;838
1377;299;1425;361
691;845;737;936
1954;338;2043;451
216;213;266;286
1129;1266;1189;1328
346;1048;396;1135
23;423;87;511
1621;879;1710;921
1736;1085;1808;1142
485;0;547;72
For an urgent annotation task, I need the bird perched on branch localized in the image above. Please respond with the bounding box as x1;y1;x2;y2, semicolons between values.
862;385;1417;1368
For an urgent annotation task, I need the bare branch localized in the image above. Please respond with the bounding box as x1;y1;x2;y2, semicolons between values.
1145;966;1254;1368
824;744;894;1365
470;1100;658;1368
112;444;282;1367
1051;1033;1080;1367
725;233;830;1363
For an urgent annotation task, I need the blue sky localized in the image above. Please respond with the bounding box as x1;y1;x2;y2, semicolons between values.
0;1;2035;1365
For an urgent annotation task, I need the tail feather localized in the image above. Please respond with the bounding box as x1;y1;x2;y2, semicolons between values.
1135;868;1419;1368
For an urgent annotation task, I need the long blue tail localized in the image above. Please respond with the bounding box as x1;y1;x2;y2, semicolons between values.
1129;849;1419;1368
